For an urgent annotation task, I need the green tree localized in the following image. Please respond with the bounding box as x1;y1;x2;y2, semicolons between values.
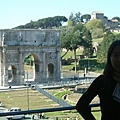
13;16;68;29
73;23;85;33
68;13;76;26
73;24;93;57
69;12;74;21
97;31;117;64
92;28;103;39
114;33;120;40
68;12;81;26
81;14;91;22
86;19;105;32
111;16;120;25
61;26;83;73
71;30;83;73
74;12;81;23
67;20;74;27
62;24;92;73
61;28;73;58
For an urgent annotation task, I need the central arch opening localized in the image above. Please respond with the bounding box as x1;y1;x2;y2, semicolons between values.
24;53;40;83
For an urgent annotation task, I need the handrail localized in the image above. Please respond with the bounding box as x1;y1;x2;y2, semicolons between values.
0;103;100;117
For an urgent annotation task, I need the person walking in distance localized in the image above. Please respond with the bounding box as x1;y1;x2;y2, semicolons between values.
76;40;120;120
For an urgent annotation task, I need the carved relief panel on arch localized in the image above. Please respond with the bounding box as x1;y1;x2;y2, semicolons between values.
46;52;56;60
6;53;19;63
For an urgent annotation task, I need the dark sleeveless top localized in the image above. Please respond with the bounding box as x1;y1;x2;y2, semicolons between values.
76;75;120;120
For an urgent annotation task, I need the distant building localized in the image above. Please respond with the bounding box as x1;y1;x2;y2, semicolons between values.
91;11;118;29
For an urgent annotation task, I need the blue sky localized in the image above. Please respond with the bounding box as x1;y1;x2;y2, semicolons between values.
0;0;120;29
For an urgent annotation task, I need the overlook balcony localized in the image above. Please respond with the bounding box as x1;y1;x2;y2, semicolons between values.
0;76;100;119
0;103;100;119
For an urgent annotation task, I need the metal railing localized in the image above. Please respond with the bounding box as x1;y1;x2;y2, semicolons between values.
0;103;100;117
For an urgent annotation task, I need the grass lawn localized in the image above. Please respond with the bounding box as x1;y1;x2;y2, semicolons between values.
0;88;101;119
0;89;60;110
61;47;83;59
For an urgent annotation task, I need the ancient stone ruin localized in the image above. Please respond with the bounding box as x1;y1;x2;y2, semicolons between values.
0;29;61;87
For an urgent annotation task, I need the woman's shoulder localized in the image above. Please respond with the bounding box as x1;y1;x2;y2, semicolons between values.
87;74;104;93
92;74;104;85
96;74;104;79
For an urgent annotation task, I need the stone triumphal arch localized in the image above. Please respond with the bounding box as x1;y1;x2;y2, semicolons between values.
0;29;61;87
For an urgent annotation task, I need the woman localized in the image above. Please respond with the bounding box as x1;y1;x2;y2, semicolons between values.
76;40;120;120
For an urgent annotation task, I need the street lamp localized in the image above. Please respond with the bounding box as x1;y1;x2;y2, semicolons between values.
23;70;29;110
